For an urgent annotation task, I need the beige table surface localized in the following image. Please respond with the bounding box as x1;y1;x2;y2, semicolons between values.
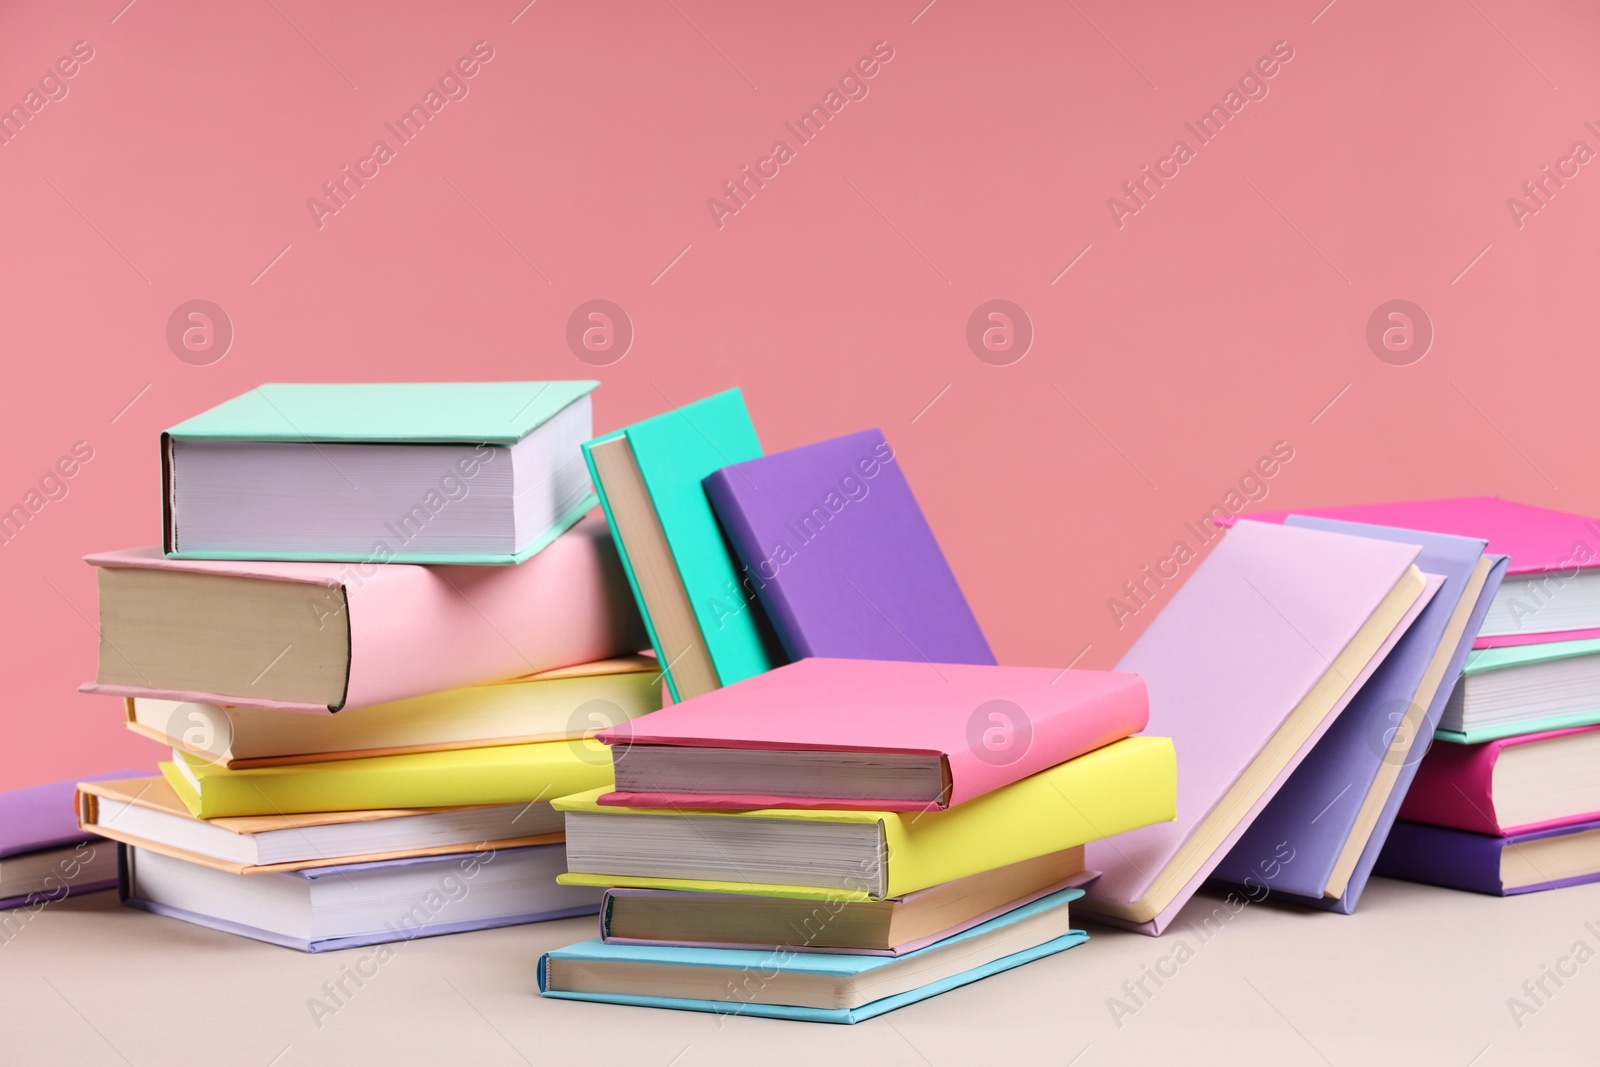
3;877;1598;1066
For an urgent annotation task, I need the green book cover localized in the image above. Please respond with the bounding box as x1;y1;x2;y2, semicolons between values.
582;388;784;701
167;381;597;444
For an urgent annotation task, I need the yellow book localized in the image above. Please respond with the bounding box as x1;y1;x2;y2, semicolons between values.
555;735;1176;901
162;739;612;819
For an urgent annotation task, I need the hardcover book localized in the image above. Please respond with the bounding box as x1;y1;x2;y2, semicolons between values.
595;657;1147;811
125;656;661;768
538;888;1088;1023
556;735;1176;900
2;771;146;910
1079;519;1432;934
582;388;785;703
1398;725;1600;835
702;428;994;666
164;381;600;564
82;513;647;713
121;843;601;951
1374;817;1600;896
1212;519;1505;913
78;776;564;873
1222;497;1600;644
1437;637;1600;743
159;738;612;819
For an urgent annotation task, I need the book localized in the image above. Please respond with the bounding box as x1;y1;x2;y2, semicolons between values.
555;735;1176;900
1398;725;1600;835
1222;497;1600;643
595;657;1147;811
1079;519;1433;934
77;776;564;873
159;739;612;819
81;512;647;713
1436;638;1600;743
1;771;145;911
121;843;601;951
582;388;784;703
600;848;1091;955
701;428;994;666
1374;817;1600;896
538;887;1088;1023
125;656;660;768
162;381;599;564
1211;519;1506;913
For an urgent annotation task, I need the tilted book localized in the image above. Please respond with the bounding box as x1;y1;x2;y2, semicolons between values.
702;428;994;666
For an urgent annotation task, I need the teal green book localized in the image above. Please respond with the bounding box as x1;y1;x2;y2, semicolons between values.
582;389;785;702
1436;637;1600;743
163;382;599;565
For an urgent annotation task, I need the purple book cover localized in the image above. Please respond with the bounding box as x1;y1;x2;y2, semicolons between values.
702;429;994;666
118;844;601;952
1;769;150;909
1374;818;1600;896
1211;523;1503;912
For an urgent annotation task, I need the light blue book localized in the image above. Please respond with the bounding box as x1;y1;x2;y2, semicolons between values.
164;381;599;564
537;887;1086;1024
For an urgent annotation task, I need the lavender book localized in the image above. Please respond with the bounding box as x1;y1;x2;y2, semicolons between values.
703;428;994;666
2;771;145;913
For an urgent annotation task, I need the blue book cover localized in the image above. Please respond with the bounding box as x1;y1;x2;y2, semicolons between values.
538;887;1085;1023
1210;519;1507;913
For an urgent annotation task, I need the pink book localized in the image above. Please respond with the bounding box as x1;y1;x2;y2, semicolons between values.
1398;724;1600;836
82;513;648;713
594;657;1149;811
1079;520;1435;935
1220;497;1600;645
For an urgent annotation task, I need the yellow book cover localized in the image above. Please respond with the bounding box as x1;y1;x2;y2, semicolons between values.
162;739;612;819
555;735;1176;900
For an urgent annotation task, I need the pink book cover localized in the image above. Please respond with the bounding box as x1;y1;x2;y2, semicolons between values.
1398;724;1600;836
598;869;1100;957
1473;627;1600;649
1081;520;1432;936
594;657;1148;811
80;512;648;713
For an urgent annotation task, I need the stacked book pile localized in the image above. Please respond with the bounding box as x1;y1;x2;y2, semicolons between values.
72;382;662;950
537;658;1176;1022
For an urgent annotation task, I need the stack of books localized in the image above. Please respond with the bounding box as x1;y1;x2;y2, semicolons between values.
73;382;661;950
1219;498;1600;897
536;658;1177;1022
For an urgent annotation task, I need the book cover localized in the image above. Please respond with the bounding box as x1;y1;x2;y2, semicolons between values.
538;888;1088;1023
557;735;1176;900
82;512;647;713
158;739;612;818
1;770;148;909
1373;818;1600;896
583;388;784;702
1398;724;1600;835
1079;520;1431;935
595;657;1147;810
1212;520;1505;913
702;428;994;666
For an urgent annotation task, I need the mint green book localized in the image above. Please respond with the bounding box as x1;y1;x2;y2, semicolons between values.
163;382;598;565
582;388;785;701
1436;636;1600;743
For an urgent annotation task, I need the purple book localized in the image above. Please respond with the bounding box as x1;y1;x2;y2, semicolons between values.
1374;818;1600;895
702;429;994;666
1;770;149;910
118;843;601;951
1211;522;1506;913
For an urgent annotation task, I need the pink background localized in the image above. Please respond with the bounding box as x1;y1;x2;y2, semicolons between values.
3;1;1598;789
